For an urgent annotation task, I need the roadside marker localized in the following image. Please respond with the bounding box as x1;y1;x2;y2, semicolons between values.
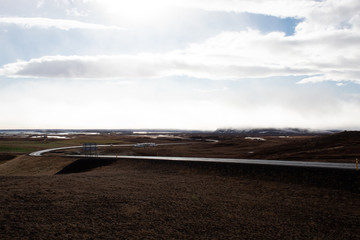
356;158;358;171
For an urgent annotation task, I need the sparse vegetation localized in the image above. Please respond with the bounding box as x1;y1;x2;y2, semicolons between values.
0;132;359;239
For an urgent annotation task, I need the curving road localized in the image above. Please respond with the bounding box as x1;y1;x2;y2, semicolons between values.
30;143;357;170
29;143;190;157
29;145;83;156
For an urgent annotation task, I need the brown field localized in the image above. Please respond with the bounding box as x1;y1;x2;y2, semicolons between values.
0;131;359;239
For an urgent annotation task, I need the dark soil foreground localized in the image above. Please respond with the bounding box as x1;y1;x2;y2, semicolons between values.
0;158;359;240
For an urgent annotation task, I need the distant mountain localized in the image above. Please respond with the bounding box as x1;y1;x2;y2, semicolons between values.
0;128;342;136
214;128;340;136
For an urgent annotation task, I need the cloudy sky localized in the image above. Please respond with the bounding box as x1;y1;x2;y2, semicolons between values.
0;0;360;130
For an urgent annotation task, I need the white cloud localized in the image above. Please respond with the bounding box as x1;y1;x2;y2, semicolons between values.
2;0;360;130
1;0;359;84
0;55;172;79
1;27;360;83
0;17;124;31
169;0;360;23
295;0;360;32
167;0;319;19
36;0;44;9
65;8;89;17
1;78;359;130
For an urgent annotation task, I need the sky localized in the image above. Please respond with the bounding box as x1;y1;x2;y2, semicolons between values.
0;0;360;130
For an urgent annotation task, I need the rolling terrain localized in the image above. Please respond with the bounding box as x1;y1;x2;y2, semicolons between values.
0;131;359;239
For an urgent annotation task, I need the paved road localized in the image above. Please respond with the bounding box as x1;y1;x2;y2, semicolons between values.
30;143;357;170
30;145;83;156
68;154;356;170
29;143;190;157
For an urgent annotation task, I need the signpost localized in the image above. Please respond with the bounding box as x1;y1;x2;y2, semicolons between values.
83;143;98;157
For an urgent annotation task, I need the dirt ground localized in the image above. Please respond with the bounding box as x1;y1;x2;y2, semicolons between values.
97;131;360;163
0;132;359;239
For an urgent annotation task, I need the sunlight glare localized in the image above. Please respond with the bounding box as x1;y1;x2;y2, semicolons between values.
99;0;173;25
